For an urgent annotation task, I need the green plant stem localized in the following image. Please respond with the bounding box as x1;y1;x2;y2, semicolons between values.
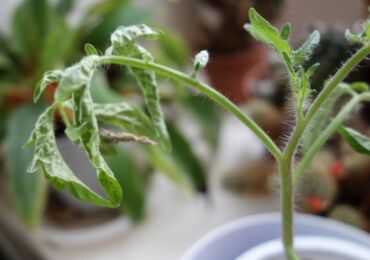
58;104;71;128
284;45;370;158
278;159;299;260
98;55;282;160
294;92;370;184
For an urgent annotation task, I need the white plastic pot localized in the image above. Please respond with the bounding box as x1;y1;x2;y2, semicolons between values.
182;212;370;260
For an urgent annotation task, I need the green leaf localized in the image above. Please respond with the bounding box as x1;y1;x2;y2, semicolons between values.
157;30;189;68
167;123;207;192
109;25;171;151
244;8;292;57
11;0;51;64
39;18;74;73
68;88;123;206
103;144;146;222
55;55;98;102
345;29;365;44
145;147;193;194
349;82;369;92
184;95;220;148
294;30;320;65
4;103;47;227
95;103;156;140
280;23;292;40
26;107;118;207
110;24;161;49
193;50;209;76
84;43;99;56
306;63;320;78
282;52;294;74
338;126;370;155
56;0;74;17
34;70;63;102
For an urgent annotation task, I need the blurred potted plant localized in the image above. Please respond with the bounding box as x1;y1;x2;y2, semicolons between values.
191;0;284;104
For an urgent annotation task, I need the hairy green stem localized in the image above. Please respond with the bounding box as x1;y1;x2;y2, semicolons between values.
279;160;299;260
294;92;370;184
284;45;370;158
304;45;370;124
98;55;282;160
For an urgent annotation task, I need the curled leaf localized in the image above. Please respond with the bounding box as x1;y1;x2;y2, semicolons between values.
109;25;171;150
55;55;99;102
26;107;119;207
34;70;63;102
111;24;161;49
95;102;156;139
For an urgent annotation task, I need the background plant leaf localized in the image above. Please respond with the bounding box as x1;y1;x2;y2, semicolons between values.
338;126;370;155
103;144;146;222
4;102;47;227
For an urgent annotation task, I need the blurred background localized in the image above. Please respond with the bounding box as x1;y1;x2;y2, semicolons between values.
0;0;369;259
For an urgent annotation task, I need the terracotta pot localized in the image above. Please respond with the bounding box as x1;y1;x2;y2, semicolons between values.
206;44;268;104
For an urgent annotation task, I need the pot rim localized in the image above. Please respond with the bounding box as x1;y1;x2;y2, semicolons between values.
237;235;370;260
182;212;370;260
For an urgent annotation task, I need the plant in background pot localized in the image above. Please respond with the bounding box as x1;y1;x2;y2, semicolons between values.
191;0;284;104
26;7;370;260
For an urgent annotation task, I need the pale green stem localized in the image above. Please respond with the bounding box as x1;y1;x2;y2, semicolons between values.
279;160;299;260
58;104;71;128
98;55;282;160
294;92;370;184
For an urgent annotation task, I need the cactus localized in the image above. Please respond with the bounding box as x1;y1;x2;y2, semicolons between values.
329;204;368;230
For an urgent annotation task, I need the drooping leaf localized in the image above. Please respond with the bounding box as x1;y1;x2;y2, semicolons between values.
4;102;47;227
109;25;171;151
338;126;370;155
68;88;123;206
34;70;63;102
193;50;209;76
244;8;292;57
294;30;320;65
95;103;156;140
25;106;117;207
103;144;146;222
55;55;98;102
